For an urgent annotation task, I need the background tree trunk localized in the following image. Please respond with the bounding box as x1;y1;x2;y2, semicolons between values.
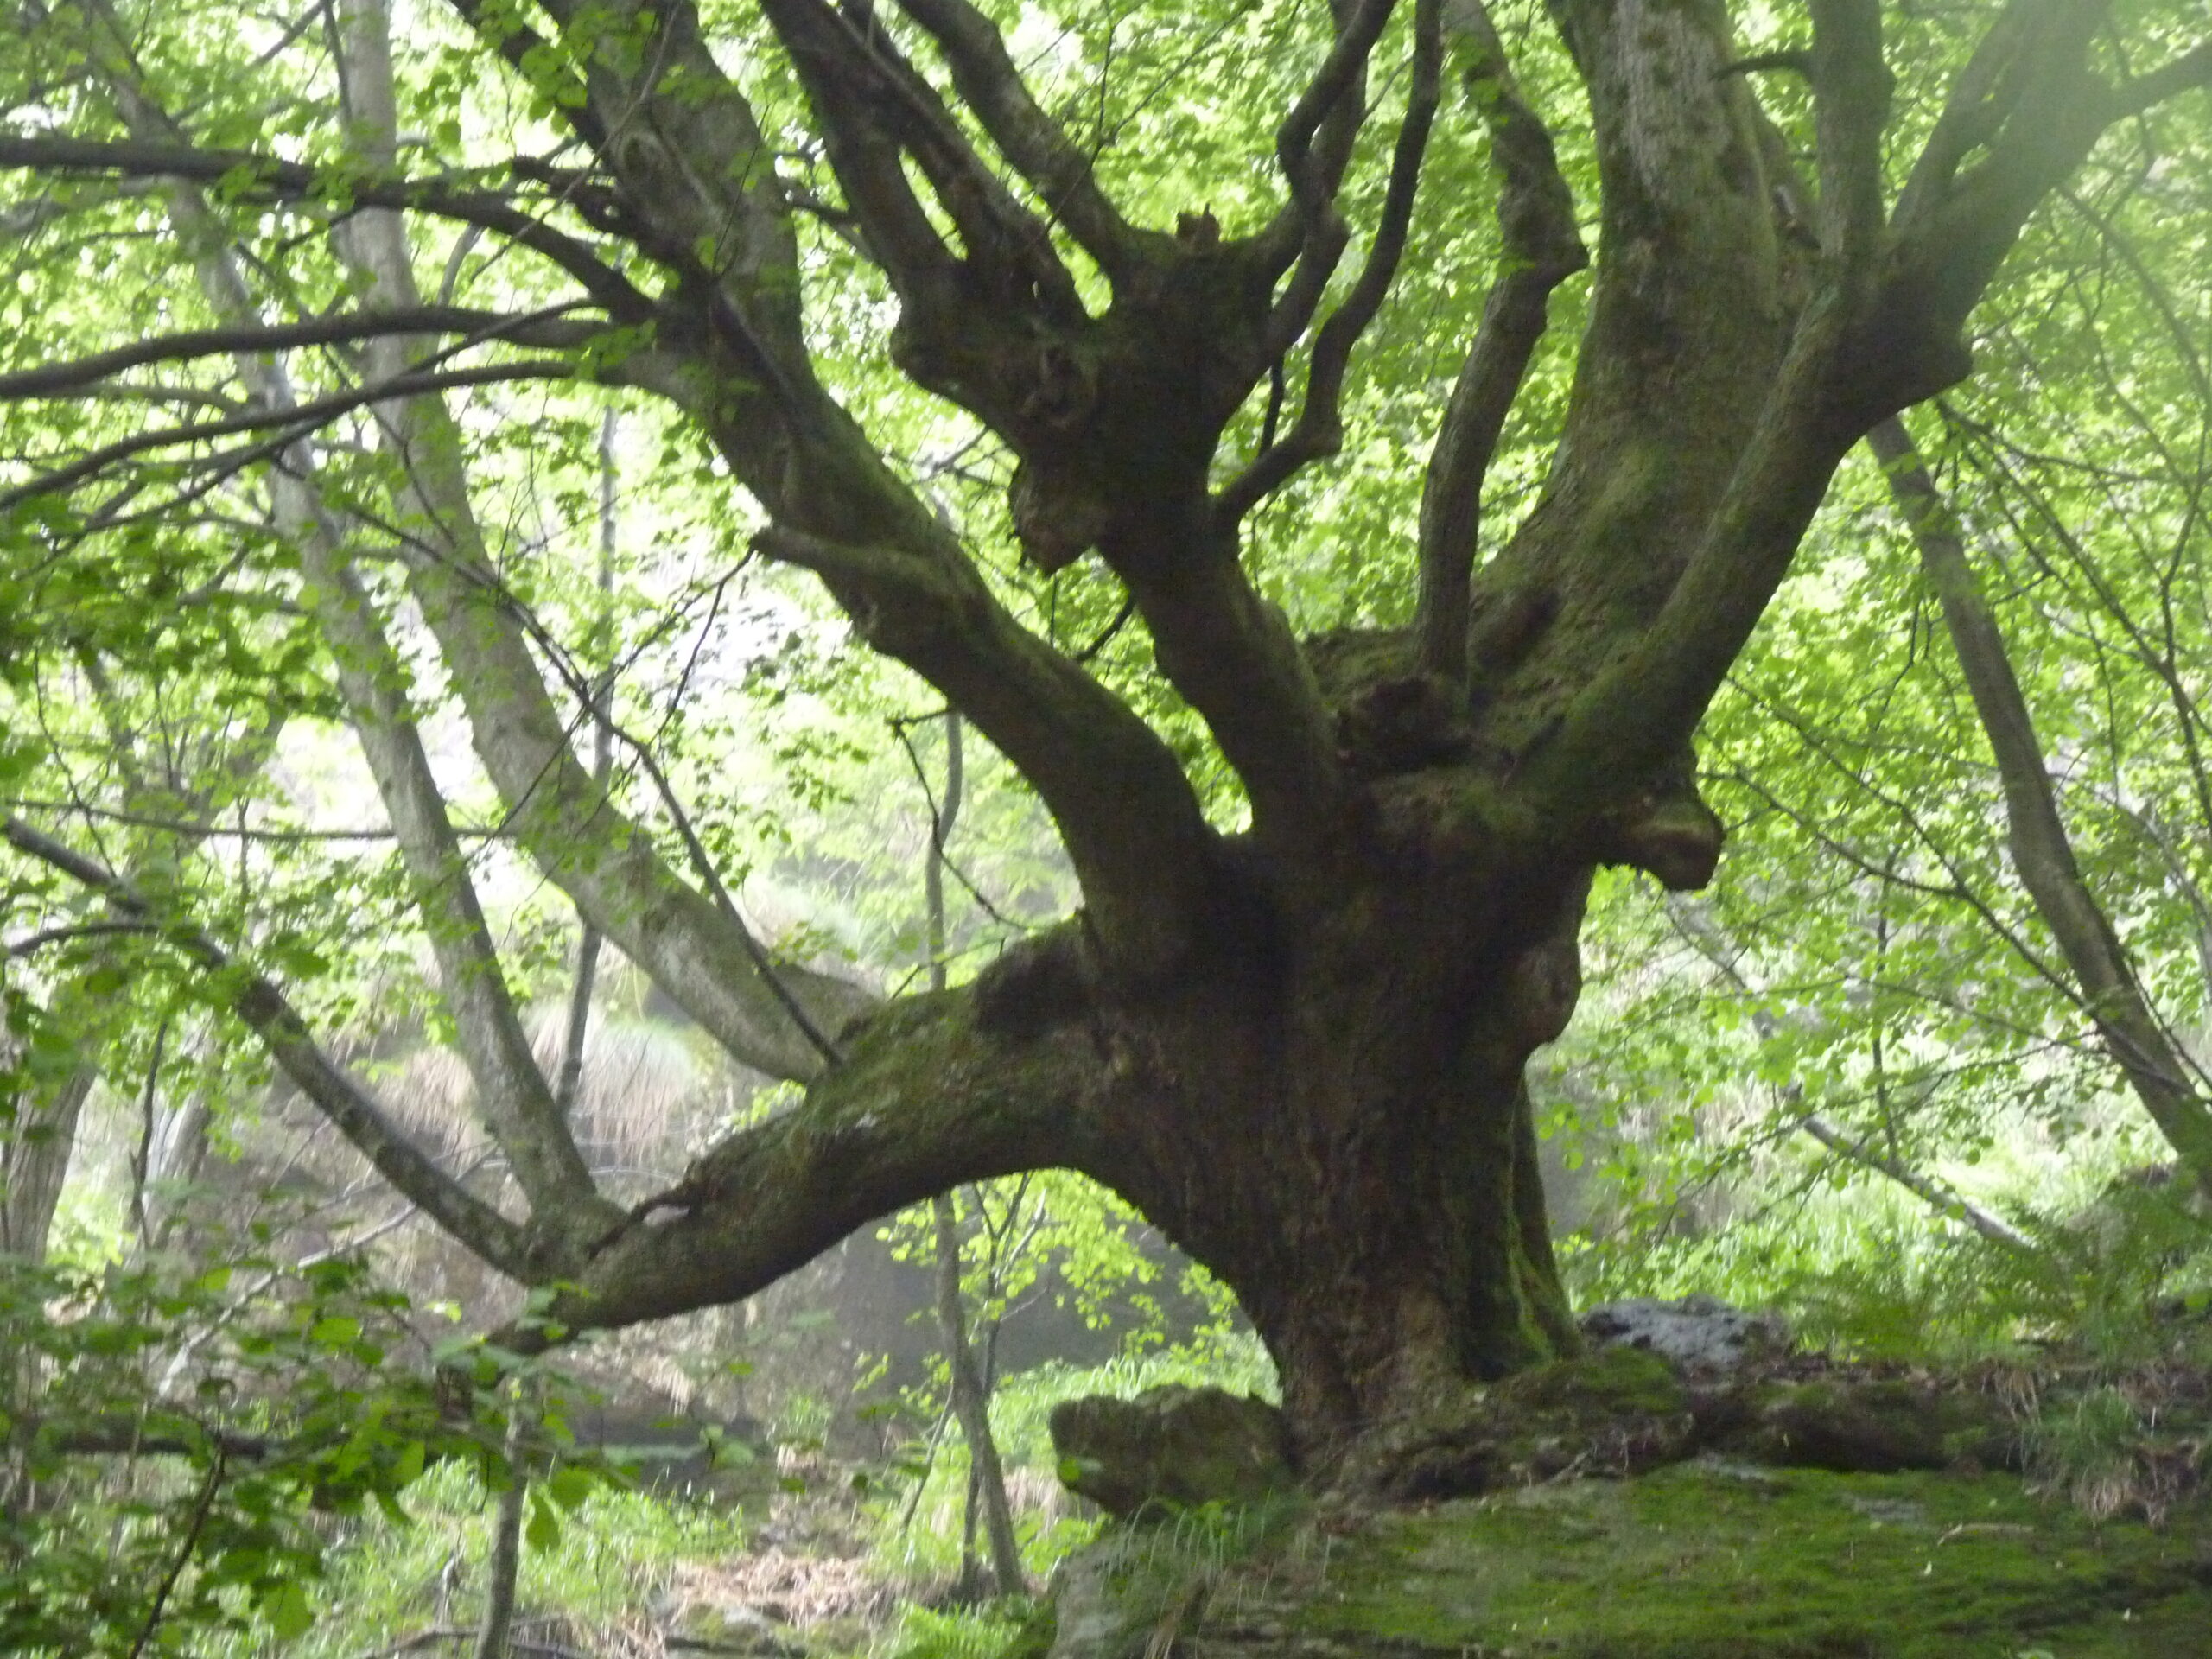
1;1069;91;1265
923;714;1025;1596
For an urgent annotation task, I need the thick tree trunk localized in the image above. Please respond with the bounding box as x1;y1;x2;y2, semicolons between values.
1236;1065;1578;1452
1053;833;1594;1460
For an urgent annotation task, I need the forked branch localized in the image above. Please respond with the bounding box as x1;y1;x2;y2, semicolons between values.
1269;0;1398;239
1877;0;2171;402
760;0;1083;321
459;0;1221;979
893;0;1144;279
1216;0;1444;529
1412;0;1586;682
1256;0;1400;350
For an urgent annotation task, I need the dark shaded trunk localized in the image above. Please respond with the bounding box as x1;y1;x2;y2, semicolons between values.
1048;820;1594;1460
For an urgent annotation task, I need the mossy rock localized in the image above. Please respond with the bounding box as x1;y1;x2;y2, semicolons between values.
1494;1344;1691;1417
1050;1386;1294;1519
1142;1460;2212;1656
1707;1376;2015;1475
1364;1347;1701;1500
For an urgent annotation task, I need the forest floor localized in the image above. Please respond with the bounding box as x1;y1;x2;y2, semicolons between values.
1095;1459;2212;1657
339;1325;2212;1658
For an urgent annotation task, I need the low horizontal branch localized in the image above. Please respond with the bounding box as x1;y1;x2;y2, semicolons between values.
548;978;1117;1336
0;360;576;513
0;305;607;403
10;1413;277;1462
0;135;648;315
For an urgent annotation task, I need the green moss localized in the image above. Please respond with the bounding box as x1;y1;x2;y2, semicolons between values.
1719;1377;2015;1474
1493;1344;1688;1418
1229;1462;2212;1656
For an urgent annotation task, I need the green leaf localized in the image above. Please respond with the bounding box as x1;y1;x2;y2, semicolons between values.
525;1494;561;1552
544;1465;595;1511
261;1580;315;1641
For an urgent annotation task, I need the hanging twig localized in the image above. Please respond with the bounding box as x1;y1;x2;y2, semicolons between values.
127;1446;226;1658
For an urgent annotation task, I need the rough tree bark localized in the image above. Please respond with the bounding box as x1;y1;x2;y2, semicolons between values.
5;0;2208;1483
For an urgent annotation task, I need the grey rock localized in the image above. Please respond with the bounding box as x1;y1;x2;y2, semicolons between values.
1578;1293;1790;1376
664;1598;804;1656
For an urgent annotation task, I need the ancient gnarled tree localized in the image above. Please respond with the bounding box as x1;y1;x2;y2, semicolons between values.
4;0;2209;1476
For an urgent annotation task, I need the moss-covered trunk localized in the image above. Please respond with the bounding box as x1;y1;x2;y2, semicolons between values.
1236;1062;1580;1453
1070;829;1598;1462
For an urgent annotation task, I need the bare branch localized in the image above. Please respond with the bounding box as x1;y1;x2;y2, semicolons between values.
759;0;1083;321
749;0;960;306
754;524;1224;972
893;0;1146;279
1269;0;1397;243
1;817;536;1277
299;42;877;1084
1216;0;1444;529
0;360;577;514
313;558;613;1219
1252;0;1402;359
1411;0;1586;682
1112;544;1344;863
1892;0;2064;230
0;135;651;315
1875;0;2112;402
6;918;158;957
2110;37;2212;118
0;306;607;403
1794;1110;2038;1252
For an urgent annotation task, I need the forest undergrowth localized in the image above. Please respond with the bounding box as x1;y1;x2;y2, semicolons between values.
10;1126;2209;1659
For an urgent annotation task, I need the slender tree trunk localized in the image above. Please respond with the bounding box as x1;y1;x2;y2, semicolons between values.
1872;418;2212;1201
923;715;1025;1596
554;410;621;1122
931;1193;1024;1595
478;397;624;1659
1;1070;92;1264
473;1397;528;1659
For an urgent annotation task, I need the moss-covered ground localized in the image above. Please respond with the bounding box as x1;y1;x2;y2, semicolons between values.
1175;1459;2212;1656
